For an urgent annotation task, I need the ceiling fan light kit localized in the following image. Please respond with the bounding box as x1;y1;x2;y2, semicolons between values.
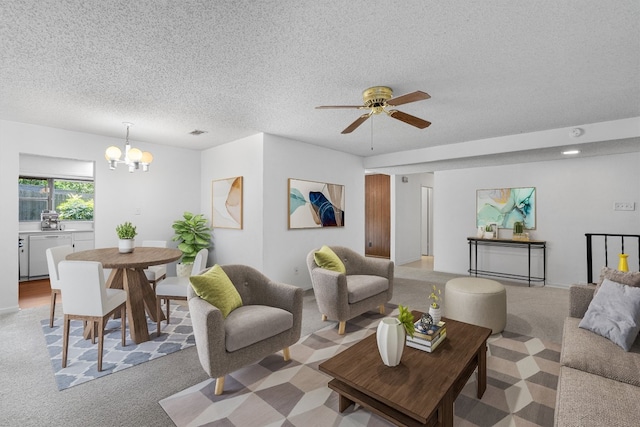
316;86;431;134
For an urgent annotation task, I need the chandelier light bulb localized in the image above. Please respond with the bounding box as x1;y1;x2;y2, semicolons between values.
140;151;153;164
105;146;122;161
127;147;143;162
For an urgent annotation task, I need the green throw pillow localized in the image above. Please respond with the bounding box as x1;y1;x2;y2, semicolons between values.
190;264;243;317
314;245;346;274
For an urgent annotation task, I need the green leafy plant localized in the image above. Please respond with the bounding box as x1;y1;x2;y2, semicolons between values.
172;212;212;264
485;224;493;232
513;221;524;234
57;194;94;220
397;305;415;338
115;221;137;239
429;285;442;309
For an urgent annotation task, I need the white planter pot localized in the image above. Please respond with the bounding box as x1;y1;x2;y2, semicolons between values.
376;317;405;367
176;262;193;277
429;306;442;325
118;239;135;254
484;232;494;239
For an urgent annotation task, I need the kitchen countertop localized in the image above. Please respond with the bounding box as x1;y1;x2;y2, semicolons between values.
19;229;94;234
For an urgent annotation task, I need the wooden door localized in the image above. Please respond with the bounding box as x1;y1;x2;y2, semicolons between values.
365;174;390;258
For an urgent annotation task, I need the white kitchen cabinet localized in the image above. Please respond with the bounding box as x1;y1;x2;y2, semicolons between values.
72;231;95;252
28;234;73;277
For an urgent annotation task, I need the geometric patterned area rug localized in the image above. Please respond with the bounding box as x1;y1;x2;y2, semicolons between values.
160;308;560;427
41;304;194;391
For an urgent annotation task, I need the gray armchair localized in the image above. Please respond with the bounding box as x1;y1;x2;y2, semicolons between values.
188;264;303;395
306;246;394;334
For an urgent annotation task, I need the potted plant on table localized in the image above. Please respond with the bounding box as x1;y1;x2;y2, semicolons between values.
172;212;212;277
116;221;137;253
484;224;494;239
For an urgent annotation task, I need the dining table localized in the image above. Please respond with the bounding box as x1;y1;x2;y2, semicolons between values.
66;246;182;344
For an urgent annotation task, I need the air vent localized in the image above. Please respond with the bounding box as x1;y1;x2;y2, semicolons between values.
189;129;207;135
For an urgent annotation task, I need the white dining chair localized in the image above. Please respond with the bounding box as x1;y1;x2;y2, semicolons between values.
45;245;74;328
156;248;208;336
142;240;168;290
58;260;127;372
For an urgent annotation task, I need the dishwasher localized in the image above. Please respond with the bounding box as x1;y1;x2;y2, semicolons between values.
28;234;72;278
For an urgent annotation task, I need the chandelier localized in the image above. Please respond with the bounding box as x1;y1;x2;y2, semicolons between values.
105;122;153;172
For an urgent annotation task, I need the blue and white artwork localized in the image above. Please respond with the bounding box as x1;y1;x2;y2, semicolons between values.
476;187;536;229
288;178;345;229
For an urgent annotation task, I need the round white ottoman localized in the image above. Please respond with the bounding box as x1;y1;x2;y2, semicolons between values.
445;277;506;334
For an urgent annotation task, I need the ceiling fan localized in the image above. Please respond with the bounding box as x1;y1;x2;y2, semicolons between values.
316;86;431;134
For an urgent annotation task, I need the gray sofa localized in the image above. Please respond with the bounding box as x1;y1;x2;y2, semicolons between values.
554;284;640;426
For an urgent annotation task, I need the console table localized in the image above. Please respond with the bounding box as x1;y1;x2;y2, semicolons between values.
467;237;546;286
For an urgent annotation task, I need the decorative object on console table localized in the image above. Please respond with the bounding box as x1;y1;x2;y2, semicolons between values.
484;224;494;239
115;221;137;253
512;221;528;241
172;212;212;277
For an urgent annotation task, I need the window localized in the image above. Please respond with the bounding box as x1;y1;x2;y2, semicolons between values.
19;177;94;221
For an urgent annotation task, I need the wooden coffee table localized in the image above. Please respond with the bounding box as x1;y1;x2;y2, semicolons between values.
319;314;492;427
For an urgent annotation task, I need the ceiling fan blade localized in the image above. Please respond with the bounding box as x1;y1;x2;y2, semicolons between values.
386;90;431;106
341;113;371;134
388;110;431;129
316;105;364;109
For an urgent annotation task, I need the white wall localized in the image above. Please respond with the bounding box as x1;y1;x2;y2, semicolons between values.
262;134;365;289
393;172;435;265
201;133;365;289
433;152;640;287
200;134;265;269
0;120;201;313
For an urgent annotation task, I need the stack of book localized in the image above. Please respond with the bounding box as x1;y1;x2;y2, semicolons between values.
406;320;447;353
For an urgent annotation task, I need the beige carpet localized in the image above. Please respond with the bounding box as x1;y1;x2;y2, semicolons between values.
160;305;560;426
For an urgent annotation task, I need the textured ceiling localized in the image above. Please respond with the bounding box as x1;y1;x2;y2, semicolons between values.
1;1;639;162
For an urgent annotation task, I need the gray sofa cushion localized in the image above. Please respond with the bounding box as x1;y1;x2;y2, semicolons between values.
225;305;293;352
561;317;640;387
347;275;389;303
555;366;640;427
578;278;640;351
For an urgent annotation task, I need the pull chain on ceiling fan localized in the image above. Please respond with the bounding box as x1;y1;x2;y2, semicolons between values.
316;86;431;134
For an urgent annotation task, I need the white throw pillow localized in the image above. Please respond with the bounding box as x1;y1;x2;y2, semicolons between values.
579;278;640;351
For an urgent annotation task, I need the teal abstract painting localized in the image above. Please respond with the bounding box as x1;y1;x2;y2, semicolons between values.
288;178;345;229
476;187;536;229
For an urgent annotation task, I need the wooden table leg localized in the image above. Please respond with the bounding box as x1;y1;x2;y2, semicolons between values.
439;390;454;427
122;268;150;344
338;393;354;413
133;268;165;323
477;343;487;398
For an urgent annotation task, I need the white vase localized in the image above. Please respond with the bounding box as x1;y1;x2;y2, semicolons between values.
429;306;442;325
376;317;405;367
118;238;135;254
484;231;494;239
176;262;193;277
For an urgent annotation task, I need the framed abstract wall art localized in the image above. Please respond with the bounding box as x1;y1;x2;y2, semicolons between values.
211;176;243;229
288;178;345;229
476;187;536;229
